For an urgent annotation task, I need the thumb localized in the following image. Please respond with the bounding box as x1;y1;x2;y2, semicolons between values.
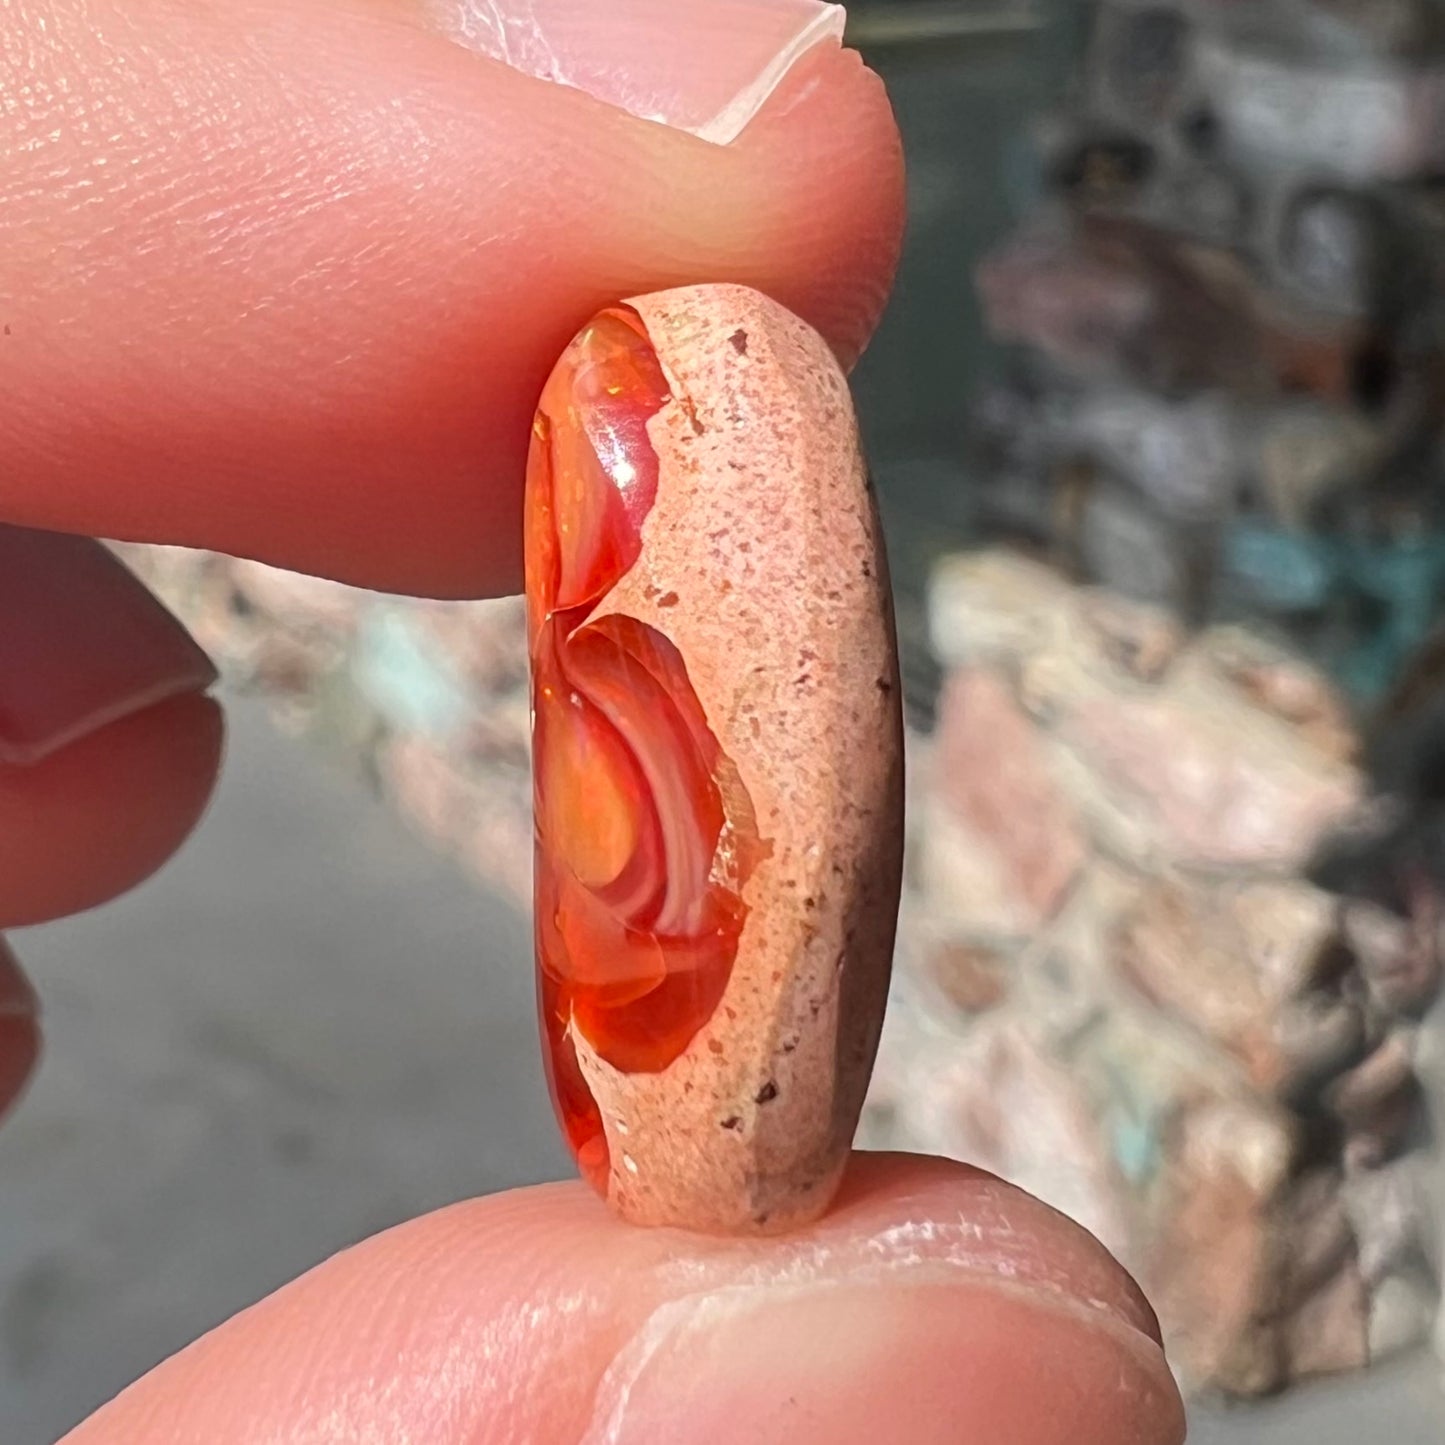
0;0;902;597
64;1155;1185;1445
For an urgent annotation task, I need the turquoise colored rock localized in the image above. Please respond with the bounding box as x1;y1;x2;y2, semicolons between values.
353;608;473;742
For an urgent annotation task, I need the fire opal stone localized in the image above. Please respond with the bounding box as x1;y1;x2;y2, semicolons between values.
525;307;762;1195
524;284;902;1233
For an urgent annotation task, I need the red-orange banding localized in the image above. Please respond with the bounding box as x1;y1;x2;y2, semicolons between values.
525;284;903;1233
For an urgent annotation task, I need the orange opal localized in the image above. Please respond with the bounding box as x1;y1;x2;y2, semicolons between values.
525;285;903;1234
526;307;761;1192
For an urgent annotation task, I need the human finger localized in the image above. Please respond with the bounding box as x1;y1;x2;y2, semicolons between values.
65;1153;1186;1445
0;0;904;597
0;526;222;929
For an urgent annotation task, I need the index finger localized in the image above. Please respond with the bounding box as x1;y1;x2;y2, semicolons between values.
0;0;903;597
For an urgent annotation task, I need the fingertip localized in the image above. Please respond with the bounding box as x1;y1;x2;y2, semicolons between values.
66;1155;1183;1445
692;39;905;369
1;8;903;595
0;526;218;766
827;1152;1165;1345
774;42;906;366
608;1153;1182;1444
0;692;224;926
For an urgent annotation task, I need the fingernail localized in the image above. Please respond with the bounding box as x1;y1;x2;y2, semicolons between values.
596;1275;1184;1444
588;1161;1184;1441
0;526;217;766
421;0;846;144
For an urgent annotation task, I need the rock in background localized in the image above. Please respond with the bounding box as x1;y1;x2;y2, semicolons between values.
117;546;536;909
861;0;1445;1397
865;552;1441;1395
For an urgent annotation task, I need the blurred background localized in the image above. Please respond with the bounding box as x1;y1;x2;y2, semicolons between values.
5;0;1445;1438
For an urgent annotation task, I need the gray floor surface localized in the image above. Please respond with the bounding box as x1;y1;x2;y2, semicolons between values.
0;699;1439;1441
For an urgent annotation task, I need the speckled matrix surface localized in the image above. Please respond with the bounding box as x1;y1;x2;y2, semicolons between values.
563;285;904;1232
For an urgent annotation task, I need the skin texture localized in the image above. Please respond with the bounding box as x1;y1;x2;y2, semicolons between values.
0;0;901;597
0;4;1185;1440
65;1154;1185;1445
